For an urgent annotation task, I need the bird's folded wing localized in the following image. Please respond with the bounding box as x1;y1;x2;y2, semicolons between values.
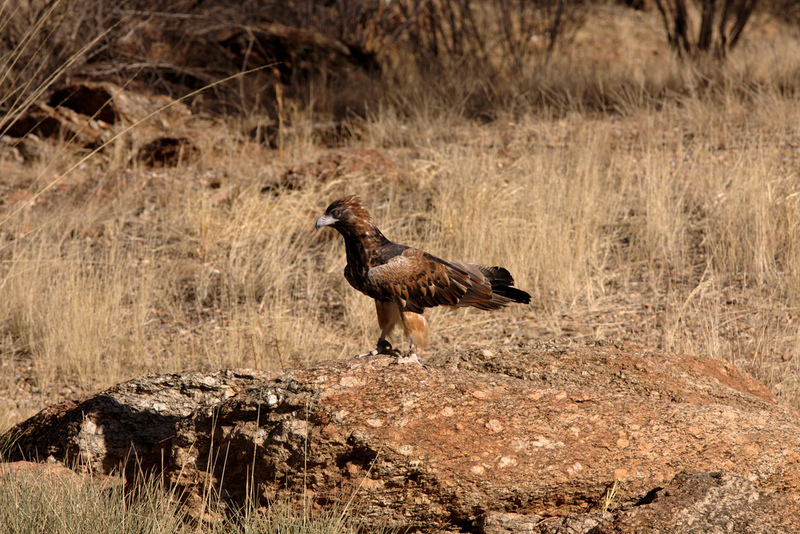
366;248;479;313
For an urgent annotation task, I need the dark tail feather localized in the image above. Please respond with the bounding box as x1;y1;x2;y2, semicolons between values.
475;265;513;284
449;261;531;309
476;265;531;304
491;284;531;304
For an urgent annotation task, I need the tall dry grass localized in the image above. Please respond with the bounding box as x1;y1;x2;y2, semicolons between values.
2;5;800;435
0;461;386;534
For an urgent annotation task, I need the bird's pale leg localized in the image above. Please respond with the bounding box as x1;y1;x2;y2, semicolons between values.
395;311;427;366
355;301;401;358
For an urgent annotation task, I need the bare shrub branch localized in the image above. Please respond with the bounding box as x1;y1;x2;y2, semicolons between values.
654;0;760;59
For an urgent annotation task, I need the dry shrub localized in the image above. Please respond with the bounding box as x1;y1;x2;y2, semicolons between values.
1;0;593;122
654;0;759;59
2;0;797;127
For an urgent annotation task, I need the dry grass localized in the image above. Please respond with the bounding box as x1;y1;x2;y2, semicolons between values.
0;461;384;534
0;463;190;534
2;5;800;436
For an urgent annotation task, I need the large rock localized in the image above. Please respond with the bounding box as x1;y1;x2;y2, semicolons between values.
4;341;800;532
160;342;800;530
2;369;274;474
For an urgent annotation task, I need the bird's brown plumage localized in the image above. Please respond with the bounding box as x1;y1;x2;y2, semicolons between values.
316;195;531;363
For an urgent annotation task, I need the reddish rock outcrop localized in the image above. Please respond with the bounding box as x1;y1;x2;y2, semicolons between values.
161;342;800;530
4;341;800;532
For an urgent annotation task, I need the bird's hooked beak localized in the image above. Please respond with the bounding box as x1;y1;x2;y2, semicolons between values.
315;213;338;230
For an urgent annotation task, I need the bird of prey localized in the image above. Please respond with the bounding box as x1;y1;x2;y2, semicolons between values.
315;195;531;365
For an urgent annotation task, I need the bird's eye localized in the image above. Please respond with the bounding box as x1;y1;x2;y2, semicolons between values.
332;209;342;219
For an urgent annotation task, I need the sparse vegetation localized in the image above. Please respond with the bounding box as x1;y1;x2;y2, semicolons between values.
0;462;381;534
0;465;190;534
2;0;800;530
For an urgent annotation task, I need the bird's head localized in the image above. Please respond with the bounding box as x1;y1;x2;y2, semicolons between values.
315;195;373;235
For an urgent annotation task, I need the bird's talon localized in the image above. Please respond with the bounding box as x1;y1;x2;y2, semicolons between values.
375;339;401;357
355;340;401;358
